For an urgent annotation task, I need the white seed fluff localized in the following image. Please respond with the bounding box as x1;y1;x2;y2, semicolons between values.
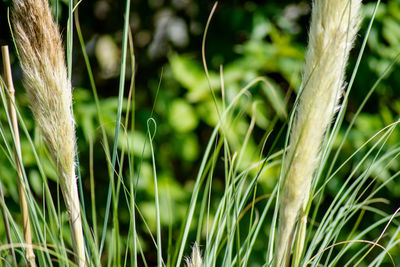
274;0;362;266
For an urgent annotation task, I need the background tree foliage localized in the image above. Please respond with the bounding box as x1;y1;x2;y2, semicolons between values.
1;0;400;265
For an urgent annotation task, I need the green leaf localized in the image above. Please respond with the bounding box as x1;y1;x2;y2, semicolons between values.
169;54;220;102
117;131;150;158
168;99;198;133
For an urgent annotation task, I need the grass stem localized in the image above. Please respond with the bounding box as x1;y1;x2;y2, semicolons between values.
1;45;36;267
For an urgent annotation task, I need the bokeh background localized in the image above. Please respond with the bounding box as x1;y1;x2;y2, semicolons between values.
1;0;400;264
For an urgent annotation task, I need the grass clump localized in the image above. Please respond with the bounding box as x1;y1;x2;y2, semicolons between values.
0;0;399;266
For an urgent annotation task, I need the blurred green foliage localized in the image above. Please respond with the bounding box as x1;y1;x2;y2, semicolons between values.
0;0;400;264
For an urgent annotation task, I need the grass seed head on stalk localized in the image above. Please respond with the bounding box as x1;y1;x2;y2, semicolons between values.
12;0;75;188
274;0;362;266
185;242;203;267
12;0;85;265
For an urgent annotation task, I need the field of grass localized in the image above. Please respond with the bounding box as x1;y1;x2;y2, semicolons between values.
0;0;400;266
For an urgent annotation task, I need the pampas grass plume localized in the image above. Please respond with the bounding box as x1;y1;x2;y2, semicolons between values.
12;0;85;265
274;0;362;266
185;243;203;267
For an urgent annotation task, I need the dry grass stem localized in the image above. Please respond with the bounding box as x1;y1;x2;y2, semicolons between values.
274;0;362;266
2;45;35;266
12;0;85;265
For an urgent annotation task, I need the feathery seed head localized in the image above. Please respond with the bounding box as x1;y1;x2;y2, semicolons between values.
12;0;85;265
185;243;203;267
274;1;362;266
12;0;75;196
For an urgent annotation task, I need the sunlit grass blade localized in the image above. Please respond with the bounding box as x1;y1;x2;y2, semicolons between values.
99;1;131;263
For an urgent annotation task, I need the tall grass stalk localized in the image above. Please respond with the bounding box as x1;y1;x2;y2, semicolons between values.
11;0;85;265
1;45;35;266
274;0;362;266
99;1;131;262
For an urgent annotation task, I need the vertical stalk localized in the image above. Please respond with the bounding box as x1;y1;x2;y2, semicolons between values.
274;0;362;266
11;0;86;264
1;45;36;266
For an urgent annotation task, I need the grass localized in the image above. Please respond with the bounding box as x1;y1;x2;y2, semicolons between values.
0;0;399;266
